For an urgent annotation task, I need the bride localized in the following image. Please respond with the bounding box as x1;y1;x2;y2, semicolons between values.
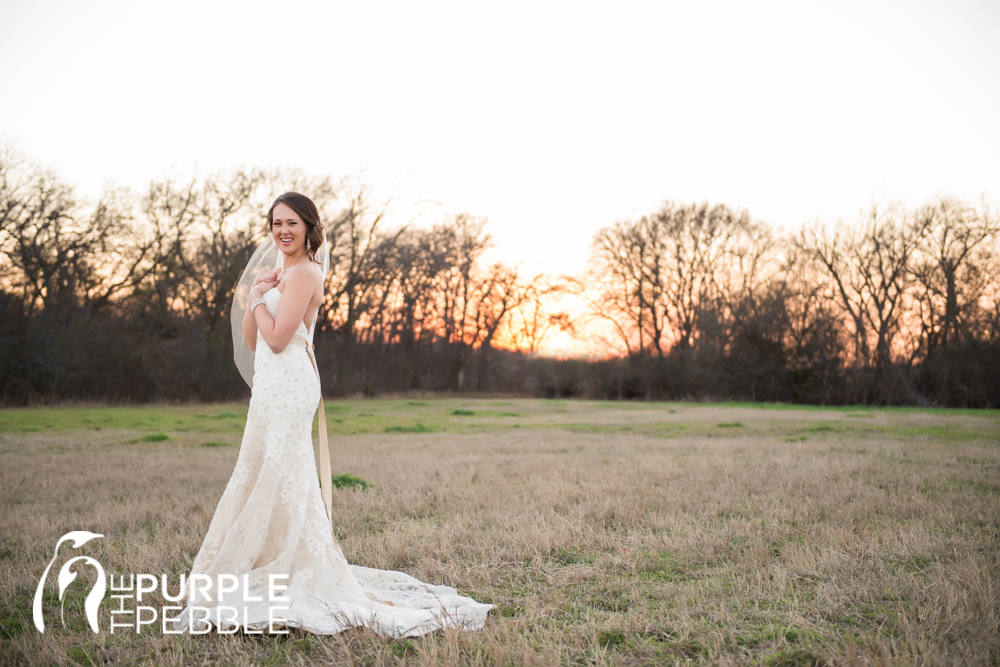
172;192;492;636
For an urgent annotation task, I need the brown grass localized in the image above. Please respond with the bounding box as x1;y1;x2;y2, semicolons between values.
1;399;998;666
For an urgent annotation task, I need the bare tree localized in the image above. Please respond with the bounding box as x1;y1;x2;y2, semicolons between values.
0;156;128;318
471;263;539;390
587;201;765;360
795;204;930;402
910;198;999;357
325;179;404;341
506;276;571;356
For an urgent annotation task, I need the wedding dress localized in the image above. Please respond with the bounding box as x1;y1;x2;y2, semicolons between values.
171;286;493;636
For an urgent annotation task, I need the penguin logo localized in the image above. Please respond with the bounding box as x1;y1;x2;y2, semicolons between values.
33;531;107;634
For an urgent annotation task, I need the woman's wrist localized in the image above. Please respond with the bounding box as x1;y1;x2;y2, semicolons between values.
248;296;267;314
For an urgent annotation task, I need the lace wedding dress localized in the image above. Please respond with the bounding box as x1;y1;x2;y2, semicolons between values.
171;287;492;636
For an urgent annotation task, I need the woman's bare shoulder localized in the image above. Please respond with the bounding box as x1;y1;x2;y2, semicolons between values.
284;261;323;289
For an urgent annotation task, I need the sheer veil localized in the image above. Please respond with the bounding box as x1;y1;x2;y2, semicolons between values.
230;232;331;388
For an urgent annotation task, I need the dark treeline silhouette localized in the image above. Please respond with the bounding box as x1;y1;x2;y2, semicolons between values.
1;149;998;407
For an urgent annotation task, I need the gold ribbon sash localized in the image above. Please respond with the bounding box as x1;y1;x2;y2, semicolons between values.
290;334;344;560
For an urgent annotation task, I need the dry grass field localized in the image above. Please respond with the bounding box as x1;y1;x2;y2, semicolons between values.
1;398;998;666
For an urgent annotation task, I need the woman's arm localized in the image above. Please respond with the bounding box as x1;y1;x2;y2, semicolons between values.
242;268;280;352
252;263;322;354
243;301;259;352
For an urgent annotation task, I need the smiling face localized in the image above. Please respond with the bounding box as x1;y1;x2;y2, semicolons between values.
270;202;307;259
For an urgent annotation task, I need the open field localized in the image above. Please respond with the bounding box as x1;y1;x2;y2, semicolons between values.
1;398;998;666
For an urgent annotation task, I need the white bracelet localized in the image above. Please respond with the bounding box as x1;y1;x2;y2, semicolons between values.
249;297;266;314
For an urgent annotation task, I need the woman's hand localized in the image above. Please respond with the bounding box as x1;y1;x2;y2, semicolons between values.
252;267;279;288
249;268;280;300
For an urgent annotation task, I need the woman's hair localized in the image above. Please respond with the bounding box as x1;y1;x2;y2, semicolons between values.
267;192;324;264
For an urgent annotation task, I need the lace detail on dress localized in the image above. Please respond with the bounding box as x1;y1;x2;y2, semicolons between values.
172;288;492;636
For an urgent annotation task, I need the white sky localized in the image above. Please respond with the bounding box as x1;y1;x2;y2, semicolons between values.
1;0;998;277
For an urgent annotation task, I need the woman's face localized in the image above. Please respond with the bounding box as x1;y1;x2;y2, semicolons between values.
271;202;307;258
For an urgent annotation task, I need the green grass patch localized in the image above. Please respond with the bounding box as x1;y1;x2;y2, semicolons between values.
887;424;1000;444
808;423;838;432
384;423;435;433
131;432;169;443
388;639;418;659
0;596;28;639
597;628;627;648
4;399;997;446
330;473;373;490
200;441;230;448
702;400;1000;419
550;546;594;565
67;645;98;666
764;648;828;666
0;403;251;434
636;550;701;583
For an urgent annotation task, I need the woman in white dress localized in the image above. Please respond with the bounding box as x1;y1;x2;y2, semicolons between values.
172;192;492;636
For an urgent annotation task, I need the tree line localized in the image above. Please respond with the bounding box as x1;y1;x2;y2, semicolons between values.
0;150;551;403
580;199;1000;406
1;148;998;406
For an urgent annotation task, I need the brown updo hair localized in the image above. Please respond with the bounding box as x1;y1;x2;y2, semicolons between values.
267;192;324;264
